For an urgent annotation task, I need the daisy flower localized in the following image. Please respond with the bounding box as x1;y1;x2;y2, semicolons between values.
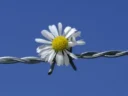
35;22;85;74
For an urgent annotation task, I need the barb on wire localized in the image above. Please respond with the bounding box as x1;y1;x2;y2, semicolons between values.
0;50;127;64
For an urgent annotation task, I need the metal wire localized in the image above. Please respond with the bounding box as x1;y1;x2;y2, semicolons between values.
0;50;127;64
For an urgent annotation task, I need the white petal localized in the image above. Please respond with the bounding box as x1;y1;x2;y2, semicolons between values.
39;49;52;58
56;51;64;66
65;50;78;59
68;42;76;47
68;31;81;42
72;37;76;42
68;36;76;42
43;50;53;62
41;50;54;62
68;39;85;47
48;50;56;64
65;28;77;39
76;40;86;45
63;26;71;36
36;45;45;53
71;31;81;38
37;45;52;53
35;38;52;44
63;51;70;66
41;54;49;60
45;55;50;62
49;25;59;37
58;22;62;35
41;30;54;40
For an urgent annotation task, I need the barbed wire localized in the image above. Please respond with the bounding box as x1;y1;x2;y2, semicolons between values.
0;50;127;64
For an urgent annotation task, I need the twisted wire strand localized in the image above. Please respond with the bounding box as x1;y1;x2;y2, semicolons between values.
0;50;127;64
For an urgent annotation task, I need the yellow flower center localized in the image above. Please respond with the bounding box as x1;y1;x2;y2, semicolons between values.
52;36;68;51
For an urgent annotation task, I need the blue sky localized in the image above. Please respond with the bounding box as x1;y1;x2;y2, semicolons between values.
0;0;128;96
